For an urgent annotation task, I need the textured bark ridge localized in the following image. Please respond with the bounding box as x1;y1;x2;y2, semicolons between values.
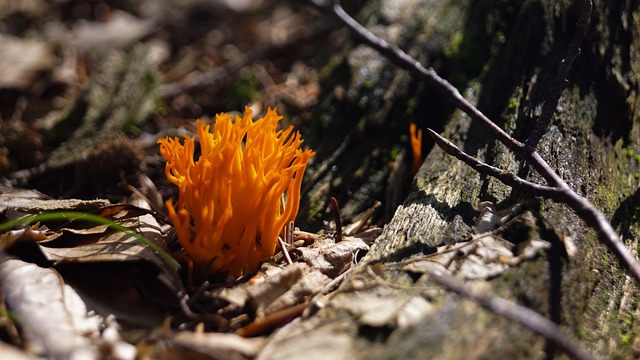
13;45;160;198
45;45;159;170
266;0;640;358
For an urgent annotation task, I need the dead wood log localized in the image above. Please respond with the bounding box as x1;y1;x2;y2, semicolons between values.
265;0;640;358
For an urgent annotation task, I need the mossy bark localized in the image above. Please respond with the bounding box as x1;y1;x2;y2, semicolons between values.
44;45;160;170
276;0;640;358
19;45;160;198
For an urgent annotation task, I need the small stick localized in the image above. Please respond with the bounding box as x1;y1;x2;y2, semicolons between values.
286;220;295;245
235;303;308;337
178;291;228;330
278;236;293;265
329;197;343;242
426;129;562;199
344;201;381;236
186;281;210;307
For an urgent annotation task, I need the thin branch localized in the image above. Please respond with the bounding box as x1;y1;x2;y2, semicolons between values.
526;0;593;148
313;0;640;285
235;303;308;337
562;190;640;279
427;128;640;281
278;236;294;265
426;129;563;199
424;268;597;360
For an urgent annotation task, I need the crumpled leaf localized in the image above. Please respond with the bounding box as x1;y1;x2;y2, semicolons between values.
256;322;357;360
292;231;376;278
0;196;184;327
216;228;380;327
146;332;266;360
0;254;135;359
72;10;157;53
36;204;183;322
0;34;56;90
218;263;329;319
349;292;433;329
247;264;329;318
403;211;551;280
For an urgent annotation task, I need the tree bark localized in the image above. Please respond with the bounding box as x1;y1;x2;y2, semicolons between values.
268;0;640;358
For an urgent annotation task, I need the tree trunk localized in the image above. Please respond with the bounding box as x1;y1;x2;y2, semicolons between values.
267;0;640;358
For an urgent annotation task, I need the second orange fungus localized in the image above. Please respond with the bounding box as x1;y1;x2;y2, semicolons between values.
409;122;423;176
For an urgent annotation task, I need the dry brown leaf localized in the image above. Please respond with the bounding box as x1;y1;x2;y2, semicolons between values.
293;234;372;278
0;198;184;328
247;264;329;318
0;254;135;359
38;205;172;266
33;204;184;324
341;291;434;329
257;322;356;360
402;232;550;280
149;331;265;360
0;34;56;91
218;263;329;319
0;227;49;249
71;10;157;53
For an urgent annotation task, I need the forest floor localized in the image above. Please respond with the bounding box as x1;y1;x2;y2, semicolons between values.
0;1;385;359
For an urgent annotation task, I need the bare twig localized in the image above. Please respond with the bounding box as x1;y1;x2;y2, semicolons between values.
344;200;381;236
526;0;593;148
425;132;633;279
177;291;228;330
427;129;564;199
236;303;308;337
286;220;295;245
314;0;640;285
277;236;294;265
424;268;597;360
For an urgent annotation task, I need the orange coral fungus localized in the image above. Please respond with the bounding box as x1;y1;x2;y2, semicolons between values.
158;107;315;278
409;122;422;175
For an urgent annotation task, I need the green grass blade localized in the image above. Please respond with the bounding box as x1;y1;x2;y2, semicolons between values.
0;211;181;270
